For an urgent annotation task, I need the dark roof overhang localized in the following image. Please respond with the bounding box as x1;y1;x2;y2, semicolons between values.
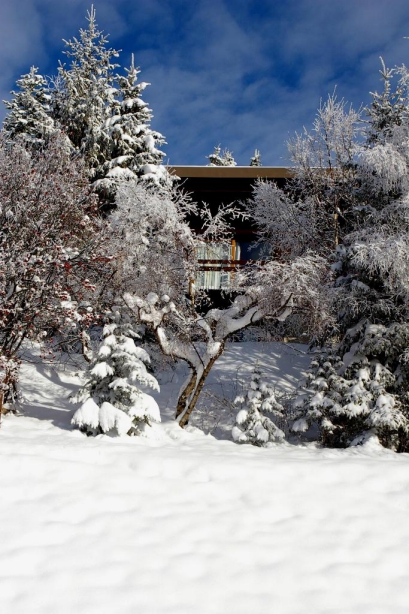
167;166;292;179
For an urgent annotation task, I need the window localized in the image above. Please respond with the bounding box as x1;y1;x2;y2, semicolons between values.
196;241;240;290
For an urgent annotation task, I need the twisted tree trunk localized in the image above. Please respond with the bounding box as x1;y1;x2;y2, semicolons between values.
175;342;225;428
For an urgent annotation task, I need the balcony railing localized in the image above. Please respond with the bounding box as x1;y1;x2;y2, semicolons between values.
196;258;255;290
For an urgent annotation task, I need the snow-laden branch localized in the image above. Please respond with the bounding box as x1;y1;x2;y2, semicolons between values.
109;180;330;427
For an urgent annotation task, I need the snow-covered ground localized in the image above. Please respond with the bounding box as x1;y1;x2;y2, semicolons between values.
1;343;409;614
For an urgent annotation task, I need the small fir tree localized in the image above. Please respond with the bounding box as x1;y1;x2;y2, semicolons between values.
72;308;160;436
250;149;261;166
207;145;237;166
232;367;285;446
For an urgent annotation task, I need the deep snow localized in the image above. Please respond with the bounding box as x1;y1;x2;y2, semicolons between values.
1;343;409;614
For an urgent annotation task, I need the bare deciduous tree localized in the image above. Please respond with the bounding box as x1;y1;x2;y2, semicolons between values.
109;181;330;427
0;133;110;404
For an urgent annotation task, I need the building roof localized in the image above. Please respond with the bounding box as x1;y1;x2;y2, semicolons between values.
167;166;292;179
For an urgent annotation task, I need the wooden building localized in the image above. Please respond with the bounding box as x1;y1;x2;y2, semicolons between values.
168;166;290;290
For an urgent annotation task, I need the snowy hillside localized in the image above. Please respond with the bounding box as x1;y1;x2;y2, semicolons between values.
1;343;409;614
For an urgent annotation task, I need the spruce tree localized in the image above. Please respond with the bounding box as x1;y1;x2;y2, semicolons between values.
232;367;285;446
250;149;261;166
207;145;237;166
52;6;120;174
72;307;160;436
291;344;409;450
366;58;407;146
93;55;169;201
3;66;55;148
3;9;170;203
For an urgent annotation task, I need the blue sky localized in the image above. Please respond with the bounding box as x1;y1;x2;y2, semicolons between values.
2;0;409;166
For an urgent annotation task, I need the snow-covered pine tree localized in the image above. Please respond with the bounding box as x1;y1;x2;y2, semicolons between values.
3;10;170;206
221;148;237;166
232;367;285;446
3;66;55;148
93;55;169;202
250;149;261;166
72;307;160;436
207;145;222;166
207;145;237;166
366;58;407;147
52;6;119;175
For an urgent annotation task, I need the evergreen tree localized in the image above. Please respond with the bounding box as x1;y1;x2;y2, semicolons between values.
366;58;407;146
72;307;160;436
3;9;169;204
232;367;285;446
250;149;261;166
207;145;237;166
3;66;55;148
291;344;409;450
52;6;120;174
93;55;169;201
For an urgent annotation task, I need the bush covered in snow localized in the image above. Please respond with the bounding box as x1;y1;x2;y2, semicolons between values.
0;355;21;413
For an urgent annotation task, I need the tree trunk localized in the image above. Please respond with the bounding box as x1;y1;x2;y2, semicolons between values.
81;331;93;363
175;366;198;423
175;342;225;428
333;195;340;248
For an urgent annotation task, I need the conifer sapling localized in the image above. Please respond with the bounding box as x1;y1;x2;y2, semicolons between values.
232;367;285;446
72;307;160;436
